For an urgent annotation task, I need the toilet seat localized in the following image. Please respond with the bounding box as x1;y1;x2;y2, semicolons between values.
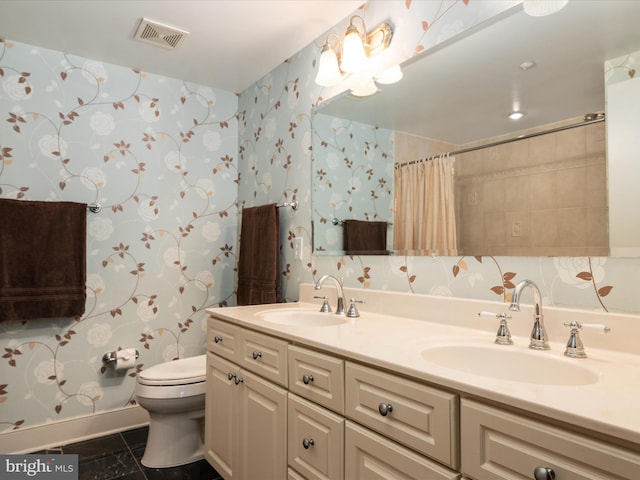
137;354;206;386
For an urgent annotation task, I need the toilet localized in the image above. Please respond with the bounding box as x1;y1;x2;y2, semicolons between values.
134;354;207;468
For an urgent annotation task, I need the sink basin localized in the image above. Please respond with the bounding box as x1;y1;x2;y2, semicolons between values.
421;344;599;386
257;309;348;327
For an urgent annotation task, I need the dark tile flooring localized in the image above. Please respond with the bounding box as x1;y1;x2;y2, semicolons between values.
35;426;222;480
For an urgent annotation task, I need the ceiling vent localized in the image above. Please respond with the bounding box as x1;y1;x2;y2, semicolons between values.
133;18;189;50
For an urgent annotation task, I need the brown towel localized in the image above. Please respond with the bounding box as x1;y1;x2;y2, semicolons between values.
0;199;87;321
237;204;281;305
343;219;389;255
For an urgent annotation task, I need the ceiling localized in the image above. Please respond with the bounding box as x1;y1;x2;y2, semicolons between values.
317;1;640;145
0;0;362;93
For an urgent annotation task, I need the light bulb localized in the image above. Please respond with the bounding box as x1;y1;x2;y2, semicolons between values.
375;65;403;84
350;78;378;97
315;44;342;87
341;25;367;73
523;0;568;17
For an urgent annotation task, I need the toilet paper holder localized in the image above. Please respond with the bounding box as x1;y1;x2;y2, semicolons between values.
102;349;140;366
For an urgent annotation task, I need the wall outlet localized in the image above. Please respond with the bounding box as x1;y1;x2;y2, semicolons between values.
511;222;522;237
293;237;303;260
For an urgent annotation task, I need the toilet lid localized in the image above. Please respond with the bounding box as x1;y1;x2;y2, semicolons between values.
138;354;206;386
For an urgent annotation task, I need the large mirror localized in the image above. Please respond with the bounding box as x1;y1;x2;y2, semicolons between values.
312;1;640;257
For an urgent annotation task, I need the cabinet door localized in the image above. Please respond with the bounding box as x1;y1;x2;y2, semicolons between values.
288;393;344;480
345;421;460;480
238;368;288;480
345;362;459;468
461;399;640;480
240;328;289;387
288;345;345;414
207;317;242;363
205;352;240;479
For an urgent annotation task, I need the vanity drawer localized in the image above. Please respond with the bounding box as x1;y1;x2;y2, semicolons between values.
345;362;459;468
207;317;242;363
288;345;345;414
240;328;289;387
345;421;460;480
288;393;344;480
461;399;640;480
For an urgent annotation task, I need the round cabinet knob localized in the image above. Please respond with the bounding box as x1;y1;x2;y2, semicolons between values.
227;372;236;381
214;336;223;343
302;374;314;385
234;376;244;385
302;438;315;449
252;351;262;360
533;467;556;480
378;403;393;416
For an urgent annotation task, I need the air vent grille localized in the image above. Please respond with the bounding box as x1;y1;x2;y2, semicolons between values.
133;18;189;50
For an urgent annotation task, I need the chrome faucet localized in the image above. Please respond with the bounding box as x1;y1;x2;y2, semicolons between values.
509;279;550;350
314;274;345;315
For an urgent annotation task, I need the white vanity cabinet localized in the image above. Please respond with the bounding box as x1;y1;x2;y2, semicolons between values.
461;399;640;480
345;421;461;480
205;319;288;480
345;362;459;469
206;312;640;480
288;393;345;480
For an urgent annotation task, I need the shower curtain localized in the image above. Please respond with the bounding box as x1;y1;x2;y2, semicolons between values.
394;154;458;256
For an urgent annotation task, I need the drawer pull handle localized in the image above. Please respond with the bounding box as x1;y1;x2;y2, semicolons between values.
214;336;223;343
378;403;393;416
252;351;262;360
302;374;314;385
533;467;556;480
302;438;314;449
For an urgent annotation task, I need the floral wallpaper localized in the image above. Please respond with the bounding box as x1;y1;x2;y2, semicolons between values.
312;113;394;254
238;0;640;318
0;40;238;431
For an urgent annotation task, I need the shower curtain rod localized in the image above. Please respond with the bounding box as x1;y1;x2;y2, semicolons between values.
394;114;605;169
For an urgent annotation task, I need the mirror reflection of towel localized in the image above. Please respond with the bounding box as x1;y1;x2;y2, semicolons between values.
237;204;282;305
0;199;86;321
343;220;388;255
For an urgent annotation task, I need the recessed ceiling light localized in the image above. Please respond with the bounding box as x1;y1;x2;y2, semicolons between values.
519;61;537;71
508;111;526;120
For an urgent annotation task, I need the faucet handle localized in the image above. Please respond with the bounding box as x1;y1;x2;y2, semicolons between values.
478;311;513;345
313;295;332;313
563;321;610;358
347;299;364;318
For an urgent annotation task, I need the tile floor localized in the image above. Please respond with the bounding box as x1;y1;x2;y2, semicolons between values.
35;426;222;480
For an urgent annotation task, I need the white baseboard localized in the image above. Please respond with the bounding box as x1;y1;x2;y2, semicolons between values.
0;405;149;454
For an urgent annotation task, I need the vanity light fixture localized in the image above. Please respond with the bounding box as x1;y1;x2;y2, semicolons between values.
315;15;399;95
522;0;568;17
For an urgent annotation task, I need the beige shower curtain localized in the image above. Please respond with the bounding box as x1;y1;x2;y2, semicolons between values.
394;154;458;256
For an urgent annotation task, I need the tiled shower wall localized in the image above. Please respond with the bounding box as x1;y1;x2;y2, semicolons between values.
455;118;608;257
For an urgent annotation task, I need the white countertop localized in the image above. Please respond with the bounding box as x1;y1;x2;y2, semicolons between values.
207;284;640;448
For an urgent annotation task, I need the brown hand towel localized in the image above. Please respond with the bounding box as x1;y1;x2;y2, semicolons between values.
343;219;388;255
0;199;87;321
237;203;281;305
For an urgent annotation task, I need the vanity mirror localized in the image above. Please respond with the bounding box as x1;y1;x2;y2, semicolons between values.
312;1;640;257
